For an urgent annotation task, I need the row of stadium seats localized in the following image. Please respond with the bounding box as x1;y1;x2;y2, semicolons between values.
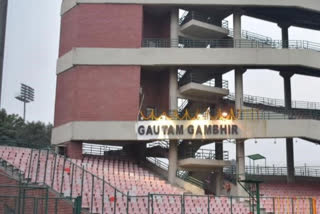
1;146;318;214
259;183;320;213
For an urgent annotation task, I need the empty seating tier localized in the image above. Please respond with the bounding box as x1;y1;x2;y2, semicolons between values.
1;146;318;214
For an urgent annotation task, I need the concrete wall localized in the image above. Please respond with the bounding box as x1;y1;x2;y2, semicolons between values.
143;11;170;39
61;0;320;15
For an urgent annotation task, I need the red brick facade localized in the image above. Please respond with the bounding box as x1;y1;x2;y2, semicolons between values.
59;4;143;56
54;65;141;126
54;4;171;147
55;4;144;128
66;142;83;159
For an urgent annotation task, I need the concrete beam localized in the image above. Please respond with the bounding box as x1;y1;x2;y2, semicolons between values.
178;158;232;171
57;48;320;74
61;0;320;16
179;82;229;98
52;120;320;145
180;19;229;39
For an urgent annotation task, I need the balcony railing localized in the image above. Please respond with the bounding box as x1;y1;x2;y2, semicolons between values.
225;165;320;178
139;108;320;121
181;148;229;160
142;38;320;52
82;143;122;156
228;28;272;44
226;93;320;110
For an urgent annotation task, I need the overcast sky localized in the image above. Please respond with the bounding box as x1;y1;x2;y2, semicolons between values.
1;0;320;166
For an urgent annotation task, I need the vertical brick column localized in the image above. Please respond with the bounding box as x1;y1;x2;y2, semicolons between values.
66;142;83;160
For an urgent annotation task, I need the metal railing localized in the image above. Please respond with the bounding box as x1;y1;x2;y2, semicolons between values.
82;143;122;156
179;72;229;89
228;28;272;44
237;108;320;120
0;146;125;214
147;141;169;149
226;93;320;110
178;99;189;113
181;148;229;160
142;38;320;52
225;165;320;178
140;108;320;121
146;157;204;188
0;184;82;214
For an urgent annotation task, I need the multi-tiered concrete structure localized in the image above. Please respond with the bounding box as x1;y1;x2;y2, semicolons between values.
53;0;320;196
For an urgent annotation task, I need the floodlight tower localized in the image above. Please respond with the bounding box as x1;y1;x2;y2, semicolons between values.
15;83;34;121
0;0;8;107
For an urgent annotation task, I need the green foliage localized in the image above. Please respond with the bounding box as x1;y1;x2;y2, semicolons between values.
0;109;52;149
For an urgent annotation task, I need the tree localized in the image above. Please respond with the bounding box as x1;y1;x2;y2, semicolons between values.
0;109;52;148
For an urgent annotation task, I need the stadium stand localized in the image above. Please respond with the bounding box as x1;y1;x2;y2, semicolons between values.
0;146;252;214
0;145;318;214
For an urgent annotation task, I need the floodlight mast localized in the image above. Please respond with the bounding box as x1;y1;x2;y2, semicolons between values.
15;83;34;121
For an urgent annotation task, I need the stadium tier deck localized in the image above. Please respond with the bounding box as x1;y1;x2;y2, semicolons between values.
0;146;319;213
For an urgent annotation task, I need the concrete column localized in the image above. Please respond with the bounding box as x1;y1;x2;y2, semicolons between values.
280;72;295;183
280;72;293;109
170;8;179;47
233;10;242;47
286;138;295;183
169;68;178;112
0;0;8;107
214;141;223;195
235;69;246;114
215;74;223;88
168;140;178;184
235;67;246;196
236;140;246;196
278;23;290;48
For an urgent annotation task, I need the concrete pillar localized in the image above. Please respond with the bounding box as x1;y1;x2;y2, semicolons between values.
123;143;146;161
233;10;242;47
214;141;223;195
278;23;290;48
0;0;8;107
236;140;246;196
170;8;179;47
280;72;295;183
168;140;178;184
215;74;223;88
169;68;178;112
235;69;246;114
235;67;247;196
280;72;293;109
286;138;295;183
